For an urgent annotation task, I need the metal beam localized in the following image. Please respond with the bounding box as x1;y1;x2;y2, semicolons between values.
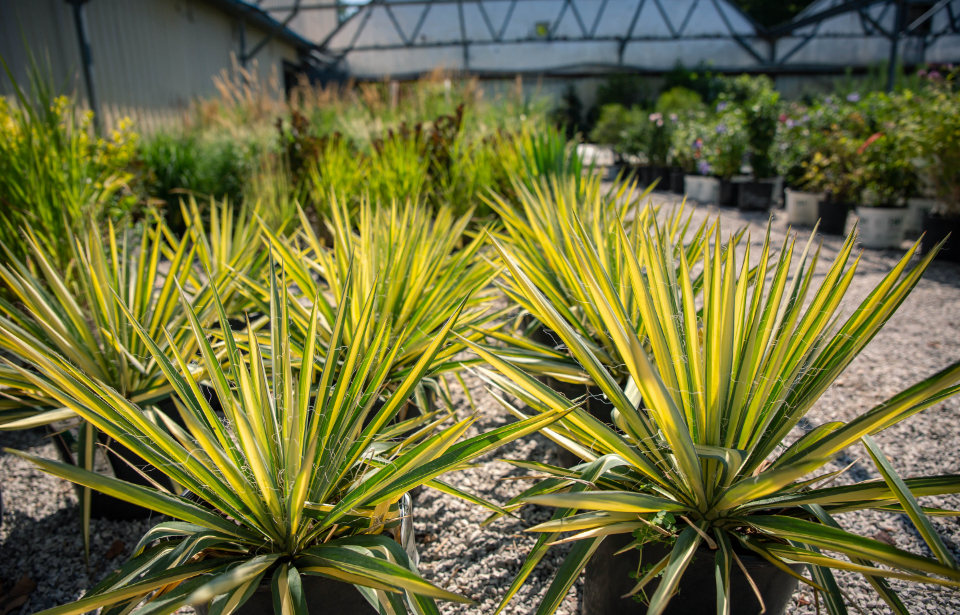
65;0;100;133
904;0;953;35
888;0;905;91
243;0;303;62
763;0;888;37
313;0;959;76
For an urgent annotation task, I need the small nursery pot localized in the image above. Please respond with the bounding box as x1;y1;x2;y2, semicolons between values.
856;206;907;249
47;398;184;521
906;197;936;238
545;377;616;467
584;533;803;615
921;212;960;262
737;181;776;211
652;167;671;190
718;180;738;207
637;166;655;187
785;189;823;227
196;494;417;615
684;176;720;203
818;199;851;236
669;168;685;194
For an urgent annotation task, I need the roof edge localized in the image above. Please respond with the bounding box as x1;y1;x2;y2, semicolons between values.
199;0;315;52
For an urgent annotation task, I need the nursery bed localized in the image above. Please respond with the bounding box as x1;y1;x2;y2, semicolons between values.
2;200;960;615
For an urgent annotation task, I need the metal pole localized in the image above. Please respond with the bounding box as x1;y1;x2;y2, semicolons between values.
239;17;248;68
67;0;100;133
887;0;904;92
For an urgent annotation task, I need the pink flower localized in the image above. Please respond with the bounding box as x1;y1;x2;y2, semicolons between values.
779;113;788;122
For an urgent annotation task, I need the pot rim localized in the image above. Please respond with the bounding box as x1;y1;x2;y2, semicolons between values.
856;204;908;211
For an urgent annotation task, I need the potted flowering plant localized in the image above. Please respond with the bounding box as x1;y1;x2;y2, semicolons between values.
706;108;747;206
796;99;868;235
911;67;960;261
673;112;720;202
738;84;782;210
777;104;827;226
624;110;672;188
854;92;916;249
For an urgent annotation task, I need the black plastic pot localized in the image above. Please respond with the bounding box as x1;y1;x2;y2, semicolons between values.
922;213;960;262
818;200;852;236
195;494;417;615
636;166;654;187
669;169;685;194
49;425;172;521
545;377;617;467
652;167;670;190
737;182;775;211
46;396;186;521
204;575;380;615
719;180;738;207
584;533;803;615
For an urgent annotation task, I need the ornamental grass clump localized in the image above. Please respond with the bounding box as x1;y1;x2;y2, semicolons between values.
465;218;960;615
0;55;143;273
4;263;569;615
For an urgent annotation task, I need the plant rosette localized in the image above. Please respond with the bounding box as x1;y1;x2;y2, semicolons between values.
466;218;960;615
4;264;569;615
0;219;232;552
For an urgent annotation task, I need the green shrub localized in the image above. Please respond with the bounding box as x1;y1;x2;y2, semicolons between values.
589;103;631;147
908;68;960;216
654;87;704;115
0;57;142;272
716;75;780;178
141;131;256;228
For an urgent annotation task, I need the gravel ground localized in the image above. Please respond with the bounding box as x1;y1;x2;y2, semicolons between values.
2;197;960;614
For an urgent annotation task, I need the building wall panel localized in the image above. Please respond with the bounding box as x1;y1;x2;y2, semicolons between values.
0;0;298;129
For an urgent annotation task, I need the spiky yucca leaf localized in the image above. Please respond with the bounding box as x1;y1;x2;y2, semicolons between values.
250;197;504;406
480;173;722;388
6;261;570;615
469;219;960;615
161;195;272;315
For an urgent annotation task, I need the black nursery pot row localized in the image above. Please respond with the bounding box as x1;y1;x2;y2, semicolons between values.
922;213;960;262
637;165;785;213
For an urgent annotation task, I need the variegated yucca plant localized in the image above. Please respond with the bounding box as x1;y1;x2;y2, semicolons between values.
466;220;960;615
481;174;723;390
250;197;504;410
162;195;273;316
4;262;568;615
0;220;224;553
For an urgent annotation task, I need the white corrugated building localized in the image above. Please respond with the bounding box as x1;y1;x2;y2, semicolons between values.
0;0;314;130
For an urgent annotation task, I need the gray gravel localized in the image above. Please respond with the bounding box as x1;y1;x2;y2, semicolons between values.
2;199;959;614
